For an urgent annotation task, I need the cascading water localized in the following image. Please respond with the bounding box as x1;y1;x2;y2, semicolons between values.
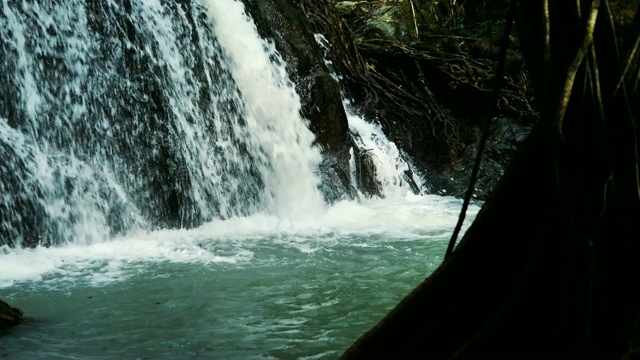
345;101;427;198
314;34;426;198
206;0;325;220
0;0;324;247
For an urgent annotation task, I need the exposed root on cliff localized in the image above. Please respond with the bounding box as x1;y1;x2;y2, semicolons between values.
301;0;536;171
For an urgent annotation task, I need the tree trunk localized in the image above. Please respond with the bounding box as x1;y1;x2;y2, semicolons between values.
340;0;640;358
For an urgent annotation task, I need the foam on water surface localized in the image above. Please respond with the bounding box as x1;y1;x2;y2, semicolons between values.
0;195;478;289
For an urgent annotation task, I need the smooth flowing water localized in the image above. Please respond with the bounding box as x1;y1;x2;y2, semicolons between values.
1;0;481;358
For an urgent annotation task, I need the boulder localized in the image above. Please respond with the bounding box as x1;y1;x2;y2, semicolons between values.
0;299;23;330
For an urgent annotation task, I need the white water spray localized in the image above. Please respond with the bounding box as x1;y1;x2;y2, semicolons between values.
0;0;329;246
345;101;427;197
314;34;427;198
206;0;326;220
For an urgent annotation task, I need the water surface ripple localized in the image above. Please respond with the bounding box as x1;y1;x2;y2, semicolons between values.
1;195;478;359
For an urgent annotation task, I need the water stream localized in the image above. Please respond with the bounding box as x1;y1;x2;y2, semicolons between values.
0;0;480;358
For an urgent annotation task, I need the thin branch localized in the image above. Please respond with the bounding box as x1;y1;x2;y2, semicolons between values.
420;34;476;40
613;33;640;96
621;73;640;200
543;0;551;62
445;0;516;260
576;0;582;21
636;162;640;200
409;0;420;41
634;63;640;94
554;0;601;138
603;0;620;56
589;45;605;123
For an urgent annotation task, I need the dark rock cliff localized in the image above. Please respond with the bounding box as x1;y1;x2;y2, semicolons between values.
301;0;536;198
0;299;23;332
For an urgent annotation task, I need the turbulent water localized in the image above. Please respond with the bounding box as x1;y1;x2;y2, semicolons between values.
0;0;481;358
0;195;478;359
0;0;325;247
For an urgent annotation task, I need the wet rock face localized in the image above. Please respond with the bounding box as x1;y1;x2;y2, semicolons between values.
0;299;23;330
316;0;536;199
426;117;532;198
240;0;354;202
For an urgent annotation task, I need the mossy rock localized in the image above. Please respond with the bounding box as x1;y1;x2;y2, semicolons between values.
333;1;376;18
332;0;457;42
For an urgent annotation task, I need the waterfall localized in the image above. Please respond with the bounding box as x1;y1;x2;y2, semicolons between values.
345;101;427;198
206;0;325;220
0;0;324;247
314;34;427;198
